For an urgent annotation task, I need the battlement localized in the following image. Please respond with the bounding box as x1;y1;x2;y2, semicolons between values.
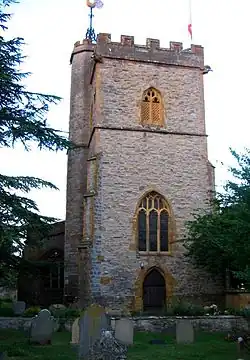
71;33;204;68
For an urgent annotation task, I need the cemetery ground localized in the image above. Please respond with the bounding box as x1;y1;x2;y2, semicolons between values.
0;329;240;360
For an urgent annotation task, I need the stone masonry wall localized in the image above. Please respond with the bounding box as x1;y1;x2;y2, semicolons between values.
113;316;249;333
87;48;223;309
65;43;94;301
95;59;206;135
91;130;223;309
68;34;222;309
0;316;248;334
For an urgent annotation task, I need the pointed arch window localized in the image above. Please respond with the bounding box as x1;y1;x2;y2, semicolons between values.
140;88;164;126
137;192;170;252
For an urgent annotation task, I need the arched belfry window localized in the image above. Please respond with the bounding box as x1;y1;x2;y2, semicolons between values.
140;88;164;126
137;192;169;252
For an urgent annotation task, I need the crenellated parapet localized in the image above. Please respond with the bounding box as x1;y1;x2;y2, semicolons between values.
71;33;204;68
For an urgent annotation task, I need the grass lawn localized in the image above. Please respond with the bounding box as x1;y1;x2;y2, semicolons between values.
0;329;243;360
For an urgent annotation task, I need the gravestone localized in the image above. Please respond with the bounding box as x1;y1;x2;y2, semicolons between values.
71;317;80;346
30;309;54;345
79;304;108;359
176;319;194;344
0;352;7;360
115;318;134;345
12;301;26;315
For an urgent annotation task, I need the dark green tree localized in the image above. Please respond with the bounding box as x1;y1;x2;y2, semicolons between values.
185;148;250;289
0;0;71;287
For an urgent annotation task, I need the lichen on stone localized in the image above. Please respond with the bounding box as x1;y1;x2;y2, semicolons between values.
83;330;127;360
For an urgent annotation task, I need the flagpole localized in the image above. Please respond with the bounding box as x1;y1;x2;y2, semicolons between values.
188;0;193;44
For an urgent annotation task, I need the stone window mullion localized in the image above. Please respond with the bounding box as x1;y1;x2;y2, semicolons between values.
157;210;160;252
140;88;164;126
149;97;152;123
146;210;149;252
137;192;171;253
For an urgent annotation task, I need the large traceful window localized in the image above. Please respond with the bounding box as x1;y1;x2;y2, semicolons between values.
137;192;169;252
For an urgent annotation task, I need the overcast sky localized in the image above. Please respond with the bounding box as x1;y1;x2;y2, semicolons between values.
2;0;249;220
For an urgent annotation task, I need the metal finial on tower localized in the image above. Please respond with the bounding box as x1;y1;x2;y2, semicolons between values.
85;0;104;43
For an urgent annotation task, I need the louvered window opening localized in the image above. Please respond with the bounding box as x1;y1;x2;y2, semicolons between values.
141;88;163;126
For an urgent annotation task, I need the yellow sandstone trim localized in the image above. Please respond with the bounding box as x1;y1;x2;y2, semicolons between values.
133;265;176;312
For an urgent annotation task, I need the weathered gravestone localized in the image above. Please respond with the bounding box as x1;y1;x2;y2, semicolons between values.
79;304;108;358
0;352;7;360
30;309;54;345
78;304;128;359
12;301;26;315
176;319;194;344
115;318;134;345
71;317;80;346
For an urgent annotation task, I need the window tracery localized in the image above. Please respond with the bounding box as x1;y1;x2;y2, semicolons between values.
140;88;164;126
137;192;169;252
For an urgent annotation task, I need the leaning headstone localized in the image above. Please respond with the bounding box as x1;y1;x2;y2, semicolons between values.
71;317;80;346
115;318;134;345
79;304;108;359
12;301;26;315
176;319;194;344
30;309;54;345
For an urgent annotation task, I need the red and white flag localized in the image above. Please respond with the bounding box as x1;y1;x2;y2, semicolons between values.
188;0;193;40
188;22;192;40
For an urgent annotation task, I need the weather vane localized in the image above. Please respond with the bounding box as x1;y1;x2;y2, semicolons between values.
86;0;104;42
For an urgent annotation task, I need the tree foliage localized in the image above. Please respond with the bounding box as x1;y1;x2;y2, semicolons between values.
185;148;250;289
0;0;71;287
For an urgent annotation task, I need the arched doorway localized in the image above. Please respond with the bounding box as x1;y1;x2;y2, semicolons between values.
143;268;166;311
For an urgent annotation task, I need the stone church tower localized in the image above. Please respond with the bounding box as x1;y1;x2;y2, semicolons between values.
64;33;223;311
